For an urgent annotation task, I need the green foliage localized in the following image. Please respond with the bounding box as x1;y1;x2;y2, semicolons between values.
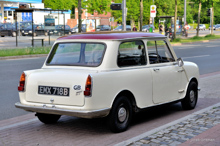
44;0;75;10
84;0;111;15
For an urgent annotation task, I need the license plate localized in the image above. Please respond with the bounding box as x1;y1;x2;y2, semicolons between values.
38;86;69;96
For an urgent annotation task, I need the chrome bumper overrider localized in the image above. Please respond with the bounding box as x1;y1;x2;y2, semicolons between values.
15;102;110;119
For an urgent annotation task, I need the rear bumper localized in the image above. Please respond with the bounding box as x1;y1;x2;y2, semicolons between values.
15;102;110;119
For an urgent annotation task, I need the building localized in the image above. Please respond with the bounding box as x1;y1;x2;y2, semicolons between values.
67;8;117;29
0;0;70;24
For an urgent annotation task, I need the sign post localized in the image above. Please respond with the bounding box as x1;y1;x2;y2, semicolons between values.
150;5;156;27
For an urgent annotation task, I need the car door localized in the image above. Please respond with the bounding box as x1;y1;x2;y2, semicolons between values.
147;40;187;104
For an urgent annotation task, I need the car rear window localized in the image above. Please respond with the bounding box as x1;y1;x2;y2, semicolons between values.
47;43;106;67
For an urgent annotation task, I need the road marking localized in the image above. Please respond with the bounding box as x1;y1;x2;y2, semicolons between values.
206;45;219;48
182;55;210;59
0;118;37;131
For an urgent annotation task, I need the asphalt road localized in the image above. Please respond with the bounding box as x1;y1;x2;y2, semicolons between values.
0;40;220;121
0;29;220;49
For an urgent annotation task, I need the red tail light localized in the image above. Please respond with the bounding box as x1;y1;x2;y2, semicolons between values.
84;75;92;96
18;72;25;91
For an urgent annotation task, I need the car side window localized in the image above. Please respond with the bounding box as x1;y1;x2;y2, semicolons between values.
147;40;175;64
117;40;147;67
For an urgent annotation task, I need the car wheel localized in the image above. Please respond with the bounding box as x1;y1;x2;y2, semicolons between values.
36;113;61;124
1;35;4;37
108;96;133;133
45;32;48;36
181;81;198;110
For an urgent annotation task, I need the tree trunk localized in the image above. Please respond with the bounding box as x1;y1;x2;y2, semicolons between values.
140;0;143;31
211;2;214;35
196;0;201;36
78;0;82;33
174;0;177;39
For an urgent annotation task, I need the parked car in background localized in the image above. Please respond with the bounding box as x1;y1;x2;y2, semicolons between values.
54;25;72;35
142;25;155;32
22;24;47;36
0;23;16;37
96;25;111;31
209;24;220;30
113;25;131;31
71;24;87;33
197;24;206;30
16;32;199;133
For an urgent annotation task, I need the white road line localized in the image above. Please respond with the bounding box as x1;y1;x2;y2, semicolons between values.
206;45;219;47
115;102;220;146
182;55;210;59
0;118;37;131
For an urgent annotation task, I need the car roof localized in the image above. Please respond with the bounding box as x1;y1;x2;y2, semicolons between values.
57;32;165;41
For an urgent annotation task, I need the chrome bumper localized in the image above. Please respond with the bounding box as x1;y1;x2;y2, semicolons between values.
15;102;110;119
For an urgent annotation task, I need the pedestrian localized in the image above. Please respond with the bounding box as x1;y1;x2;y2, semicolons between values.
159;23;163;34
133;25;137;31
184;23;189;37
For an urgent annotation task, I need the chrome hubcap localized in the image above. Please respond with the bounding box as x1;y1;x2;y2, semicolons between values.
118;107;127;122
190;90;195;103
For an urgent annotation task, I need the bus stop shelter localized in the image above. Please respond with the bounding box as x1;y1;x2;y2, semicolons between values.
14;8;68;47
158;16;183;36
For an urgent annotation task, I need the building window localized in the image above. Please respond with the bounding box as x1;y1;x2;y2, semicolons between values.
8;11;12;16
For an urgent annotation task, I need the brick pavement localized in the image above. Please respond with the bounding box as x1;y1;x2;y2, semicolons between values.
1;70;220;146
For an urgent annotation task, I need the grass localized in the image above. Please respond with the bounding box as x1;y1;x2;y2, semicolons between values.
0;46;51;57
1;34;220;57
170;34;220;44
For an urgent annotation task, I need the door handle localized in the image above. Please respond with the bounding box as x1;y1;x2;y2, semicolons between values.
153;68;160;72
178;69;184;72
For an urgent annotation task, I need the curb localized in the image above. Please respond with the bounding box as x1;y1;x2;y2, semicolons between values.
115;102;220;146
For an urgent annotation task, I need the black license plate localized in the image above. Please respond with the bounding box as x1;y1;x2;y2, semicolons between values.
38;86;69;96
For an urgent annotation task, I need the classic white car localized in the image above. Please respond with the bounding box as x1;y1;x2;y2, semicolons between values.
16;32;200;133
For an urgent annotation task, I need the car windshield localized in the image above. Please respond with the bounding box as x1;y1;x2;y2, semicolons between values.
47;43;106;67
115;26;122;29
26;25;37;29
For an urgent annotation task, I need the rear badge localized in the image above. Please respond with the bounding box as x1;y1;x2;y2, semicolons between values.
73;85;81;90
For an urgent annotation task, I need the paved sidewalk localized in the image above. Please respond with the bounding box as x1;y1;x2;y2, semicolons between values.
116;72;220;146
125;105;220;146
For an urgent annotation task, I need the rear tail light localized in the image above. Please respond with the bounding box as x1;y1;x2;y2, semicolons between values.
84;75;92;96
18;72;25;91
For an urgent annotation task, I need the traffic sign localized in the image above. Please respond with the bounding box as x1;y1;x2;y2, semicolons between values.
150;5;156;18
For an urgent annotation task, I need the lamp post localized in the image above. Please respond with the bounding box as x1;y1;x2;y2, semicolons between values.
122;0;126;31
184;0;186;25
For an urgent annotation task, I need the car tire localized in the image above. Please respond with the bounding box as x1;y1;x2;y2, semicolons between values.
181;81;198;110
107;96;133;133
36;113;61;124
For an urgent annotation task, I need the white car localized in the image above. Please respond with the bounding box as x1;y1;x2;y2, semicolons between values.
16;32;200;133
197;24;206;30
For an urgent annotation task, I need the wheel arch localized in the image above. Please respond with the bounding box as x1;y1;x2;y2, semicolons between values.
112;90;138;113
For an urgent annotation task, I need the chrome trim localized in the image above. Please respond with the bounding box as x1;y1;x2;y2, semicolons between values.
15;102;110;119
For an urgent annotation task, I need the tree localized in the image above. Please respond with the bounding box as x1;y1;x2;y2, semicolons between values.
174;0;177;39
85;0;111;15
44;0;74;10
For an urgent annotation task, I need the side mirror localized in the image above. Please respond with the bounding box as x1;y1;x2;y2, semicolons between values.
177;58;184;67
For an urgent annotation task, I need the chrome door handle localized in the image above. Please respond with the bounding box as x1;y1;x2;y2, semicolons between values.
178;69;184;72
153;68;160;71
